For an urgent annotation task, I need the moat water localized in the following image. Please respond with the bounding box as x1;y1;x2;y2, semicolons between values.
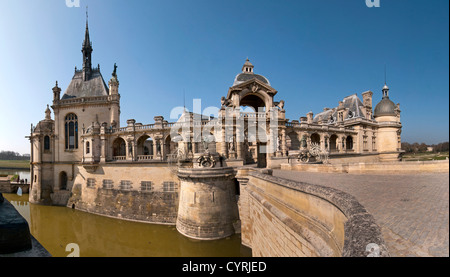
3;193;251;257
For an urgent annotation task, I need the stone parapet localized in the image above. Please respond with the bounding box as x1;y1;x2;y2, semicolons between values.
240;172;389;257
281;160;449;174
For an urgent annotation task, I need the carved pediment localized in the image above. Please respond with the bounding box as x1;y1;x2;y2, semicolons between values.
227;78;277;99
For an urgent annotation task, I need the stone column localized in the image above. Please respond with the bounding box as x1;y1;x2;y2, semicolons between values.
320;134;325;151
156;139;162;158
236;125;243;160
153;139;158;159
281;128;287;156
126;139;133;161
221;123;227;157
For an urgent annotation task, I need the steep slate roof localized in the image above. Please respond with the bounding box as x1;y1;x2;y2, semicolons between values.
313;94;367;123
61;69;109;100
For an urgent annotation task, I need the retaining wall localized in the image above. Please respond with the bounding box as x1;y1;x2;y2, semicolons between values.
238;170;389;257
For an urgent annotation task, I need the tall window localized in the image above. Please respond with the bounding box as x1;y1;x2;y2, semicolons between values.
44;136;50;151
65;113;78;150
86;141;90;154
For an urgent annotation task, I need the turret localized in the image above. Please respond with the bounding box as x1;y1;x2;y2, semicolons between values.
108;63;119;95
374;83;402;161
52;81;61;103
108;64;120;127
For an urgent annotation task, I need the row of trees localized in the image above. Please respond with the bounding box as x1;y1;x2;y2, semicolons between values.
401;142;449;154
0;151;30;160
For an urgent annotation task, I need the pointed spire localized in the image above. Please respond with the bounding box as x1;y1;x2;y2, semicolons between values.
82;6;93;81
82;6;92;51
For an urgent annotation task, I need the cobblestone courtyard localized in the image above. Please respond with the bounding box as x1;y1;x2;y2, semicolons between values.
273;170;449;257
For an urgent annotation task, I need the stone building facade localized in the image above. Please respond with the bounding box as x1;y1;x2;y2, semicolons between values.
28;20;402;209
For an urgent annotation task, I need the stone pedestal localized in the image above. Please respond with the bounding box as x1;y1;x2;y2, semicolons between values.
176;167;239;240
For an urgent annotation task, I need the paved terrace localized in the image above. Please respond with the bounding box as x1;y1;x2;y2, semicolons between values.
273;170;449;257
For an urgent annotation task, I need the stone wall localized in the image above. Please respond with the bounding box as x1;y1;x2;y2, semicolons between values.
68;163;179;224
281;160;449;174
0;178;12;193
238;170;389;257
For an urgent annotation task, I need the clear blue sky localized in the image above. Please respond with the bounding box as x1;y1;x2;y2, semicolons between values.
0;0;448;154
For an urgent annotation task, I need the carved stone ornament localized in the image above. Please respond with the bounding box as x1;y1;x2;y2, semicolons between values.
196;154;216;168
251;84;259;93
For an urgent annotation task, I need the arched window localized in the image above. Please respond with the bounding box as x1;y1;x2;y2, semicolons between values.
311;133;320;145
44;136;50;151
60;171;68;190
113;137;126;157
65;113;78;150
86;141;90;154
287;132;300;151
346;136;353;150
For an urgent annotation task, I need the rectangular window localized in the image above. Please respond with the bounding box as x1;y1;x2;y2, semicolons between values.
141;181;153;192
44;136;51;151
87;178;96;188
102;179;114;189
120;180;132;190
163;181;177;192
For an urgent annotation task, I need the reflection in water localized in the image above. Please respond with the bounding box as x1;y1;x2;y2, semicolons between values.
0;170;30;181
4;194;251;257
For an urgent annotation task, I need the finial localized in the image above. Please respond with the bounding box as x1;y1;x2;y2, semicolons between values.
55;81;58;87
45;104;51;120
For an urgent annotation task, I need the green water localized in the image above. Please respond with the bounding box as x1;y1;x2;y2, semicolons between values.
3;194;252;257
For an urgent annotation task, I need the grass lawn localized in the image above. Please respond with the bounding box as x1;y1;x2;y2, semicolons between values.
0;160;30;169
403;151;449;161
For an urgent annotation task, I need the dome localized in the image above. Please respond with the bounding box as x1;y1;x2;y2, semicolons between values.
233;73;270;87
232;58;271;87
374;97;396;117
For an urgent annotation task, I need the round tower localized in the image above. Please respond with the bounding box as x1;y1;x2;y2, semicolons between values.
374;84;402;162
176;151;239;240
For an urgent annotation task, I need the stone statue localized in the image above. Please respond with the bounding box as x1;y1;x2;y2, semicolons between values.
229;137;235;152
277;136;282;151
301;135;307;148
221;97;231;108
276;100;285;112
112;63;118;77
